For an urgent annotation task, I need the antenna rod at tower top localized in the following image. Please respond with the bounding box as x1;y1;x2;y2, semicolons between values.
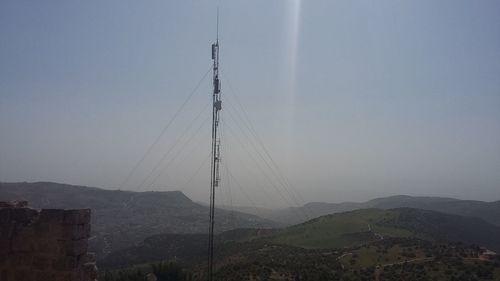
216;7;219;42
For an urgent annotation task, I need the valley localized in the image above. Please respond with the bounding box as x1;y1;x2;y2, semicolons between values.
2;181;500;280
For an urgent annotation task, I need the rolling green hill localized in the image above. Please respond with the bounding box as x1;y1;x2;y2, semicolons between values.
269;209;410;249
270;208;500;252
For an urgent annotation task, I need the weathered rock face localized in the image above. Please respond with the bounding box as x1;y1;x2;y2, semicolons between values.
0;201;97;281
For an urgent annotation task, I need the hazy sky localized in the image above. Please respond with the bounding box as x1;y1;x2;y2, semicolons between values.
1;1;499;207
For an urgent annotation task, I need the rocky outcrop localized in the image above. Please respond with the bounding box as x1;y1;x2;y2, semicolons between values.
0;201;97;281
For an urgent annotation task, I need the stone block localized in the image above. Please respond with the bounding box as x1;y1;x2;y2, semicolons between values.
35;270;57;281
84;223;91;237
52;256;77;271
47;223;66;240
15;269;34;281
11;253;33;266
15;225;35;239
34;239;60;254
1;269;8;281
0;239;11;254
0;209;11;224
39;209;65;224
34;222;51;239
11;237;35;252
32;255;52;270
62;239;88;257
11;208;38;224
63;210;91;225
37;223;86;241
59;224;90;241
55;271;79;281
0;223;16;240
0;251;10;265
51;225;69;241
12;227;37;252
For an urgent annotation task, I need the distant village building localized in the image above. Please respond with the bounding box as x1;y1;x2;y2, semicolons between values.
479;247;497;260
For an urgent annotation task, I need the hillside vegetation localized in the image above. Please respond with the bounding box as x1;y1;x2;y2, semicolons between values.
270;208;500;252
270;209;410;249
101;231;500;280
99;208;500;272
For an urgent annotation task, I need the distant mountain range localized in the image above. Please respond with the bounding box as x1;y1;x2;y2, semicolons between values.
228;195;500;226
0;182;277;256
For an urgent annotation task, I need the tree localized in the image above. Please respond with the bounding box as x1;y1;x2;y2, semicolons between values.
151;261;190;281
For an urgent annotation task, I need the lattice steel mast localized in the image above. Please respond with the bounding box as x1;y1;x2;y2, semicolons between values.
208;11;221;281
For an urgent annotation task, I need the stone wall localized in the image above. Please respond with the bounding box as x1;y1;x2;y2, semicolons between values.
0;201;97;281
